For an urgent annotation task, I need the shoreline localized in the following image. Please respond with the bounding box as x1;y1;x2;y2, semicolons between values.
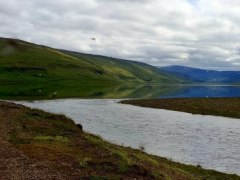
121;97;240;119
0;101;239;179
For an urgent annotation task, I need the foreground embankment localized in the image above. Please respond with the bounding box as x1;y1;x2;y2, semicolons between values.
121;98;240;119
0;101;239;179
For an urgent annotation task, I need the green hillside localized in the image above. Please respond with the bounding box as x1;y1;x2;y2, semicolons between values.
0;37;181;84
61;50;182;83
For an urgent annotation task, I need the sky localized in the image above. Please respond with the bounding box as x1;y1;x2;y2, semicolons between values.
1;0;240;70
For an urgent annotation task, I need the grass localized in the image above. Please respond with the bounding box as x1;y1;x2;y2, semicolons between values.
78;157;92;168
121;98;240;119
34;135;70;143
5;101;240;179
0;37;185;100
0;37;182;87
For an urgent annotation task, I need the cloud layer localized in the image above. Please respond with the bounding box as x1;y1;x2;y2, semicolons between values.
1;0;240;70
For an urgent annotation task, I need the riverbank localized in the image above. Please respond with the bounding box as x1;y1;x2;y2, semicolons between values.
121;98;240;119
0;101;239;179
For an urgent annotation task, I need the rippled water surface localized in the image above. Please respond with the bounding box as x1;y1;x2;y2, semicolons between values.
19;99;240;175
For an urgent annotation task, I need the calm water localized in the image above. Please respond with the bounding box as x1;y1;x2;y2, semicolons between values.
160;85;240;98
19;99;240;175
2;84;240;99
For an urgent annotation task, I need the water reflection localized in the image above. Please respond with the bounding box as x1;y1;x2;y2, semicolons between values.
1;82;240;100
160;85;240;98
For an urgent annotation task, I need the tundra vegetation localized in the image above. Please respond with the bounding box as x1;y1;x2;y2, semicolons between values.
0;101;239;179
121;98;240;119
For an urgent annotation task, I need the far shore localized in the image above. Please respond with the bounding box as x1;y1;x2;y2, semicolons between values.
121;98;240;119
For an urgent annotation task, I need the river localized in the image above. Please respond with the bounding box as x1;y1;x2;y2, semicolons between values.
18;99;240;175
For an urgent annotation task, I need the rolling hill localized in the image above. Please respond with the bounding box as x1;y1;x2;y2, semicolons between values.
160;65;240;84
0;37;181;84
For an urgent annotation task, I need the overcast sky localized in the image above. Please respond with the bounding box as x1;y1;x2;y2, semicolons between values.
1;0;240;70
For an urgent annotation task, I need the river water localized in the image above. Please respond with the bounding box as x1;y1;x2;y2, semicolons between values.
18;99;240;175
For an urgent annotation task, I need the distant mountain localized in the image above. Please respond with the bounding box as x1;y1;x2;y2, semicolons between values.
159;65;240;83
0;37;182;84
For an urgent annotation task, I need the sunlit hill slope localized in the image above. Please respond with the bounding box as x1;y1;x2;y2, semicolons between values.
0;37;182;84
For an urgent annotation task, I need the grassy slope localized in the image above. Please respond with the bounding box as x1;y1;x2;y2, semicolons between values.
121;98;240;119
0;37;182;84
61;50;182;84
0;38;114;84
5;101;239;179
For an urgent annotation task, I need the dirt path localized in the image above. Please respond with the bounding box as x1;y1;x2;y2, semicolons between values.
0;102;66;180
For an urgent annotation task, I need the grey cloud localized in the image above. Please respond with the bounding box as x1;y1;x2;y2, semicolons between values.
97;0;153;3
0;0;240;70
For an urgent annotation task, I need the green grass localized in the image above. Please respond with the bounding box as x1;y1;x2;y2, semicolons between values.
0;37;183;87
0;37;186;100
5;102;239;179
62;50;183;84
34;135;70;143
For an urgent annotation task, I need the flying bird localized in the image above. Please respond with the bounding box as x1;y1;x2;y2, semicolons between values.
91;38;96;41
